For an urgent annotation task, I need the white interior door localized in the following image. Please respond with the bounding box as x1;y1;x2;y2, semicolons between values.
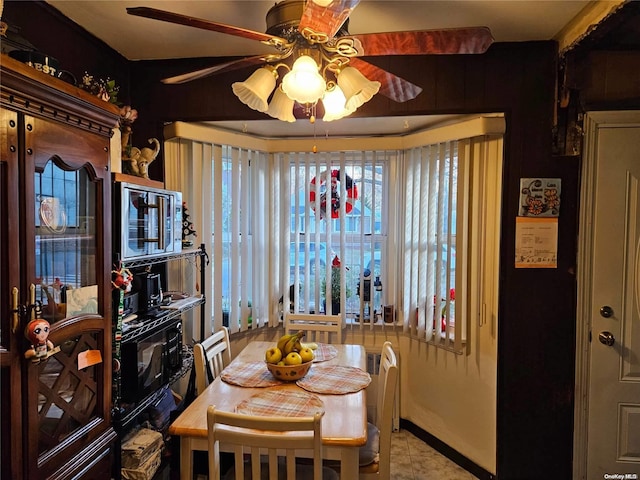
578;111;640;479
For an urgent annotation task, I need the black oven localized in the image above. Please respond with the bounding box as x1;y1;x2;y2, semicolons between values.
121;321;182;404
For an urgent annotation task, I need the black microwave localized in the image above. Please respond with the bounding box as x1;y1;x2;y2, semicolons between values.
114;182;183;262
121;322;182;404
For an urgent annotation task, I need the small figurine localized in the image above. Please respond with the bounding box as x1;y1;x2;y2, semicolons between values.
182;202;197;247
24;318;55;363
124;138;160;179
111;263;133;292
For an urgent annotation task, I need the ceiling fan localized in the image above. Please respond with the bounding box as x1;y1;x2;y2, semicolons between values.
127;0;494;122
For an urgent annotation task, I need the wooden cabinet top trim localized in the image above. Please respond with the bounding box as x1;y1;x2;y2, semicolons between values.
0;54;120;137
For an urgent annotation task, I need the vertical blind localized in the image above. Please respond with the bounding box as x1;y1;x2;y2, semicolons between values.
164;116;503;347
272;151;391;325
164;139;271;338
398;134;503;353
212;145;270;334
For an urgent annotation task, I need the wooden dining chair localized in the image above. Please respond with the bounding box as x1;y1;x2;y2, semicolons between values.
193;327;231;395
359;341;398;480
284;313;344;344
206;406;339;480
321;341;397;479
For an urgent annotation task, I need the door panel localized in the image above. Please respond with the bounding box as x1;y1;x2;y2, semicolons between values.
585;112;640;478
2;57;118;479
23;154;111;478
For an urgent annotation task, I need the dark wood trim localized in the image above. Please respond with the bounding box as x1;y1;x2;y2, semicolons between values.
46;426;117;480
400;419;495;480
112;172;165;189
0;54;120;136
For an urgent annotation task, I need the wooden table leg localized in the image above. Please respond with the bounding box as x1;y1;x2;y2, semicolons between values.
341;446;359;480
180;437;193;480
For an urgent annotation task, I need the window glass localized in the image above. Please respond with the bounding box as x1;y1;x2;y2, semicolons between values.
35;160;98;323
287;157;387;320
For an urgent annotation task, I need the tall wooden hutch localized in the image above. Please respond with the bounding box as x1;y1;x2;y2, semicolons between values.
0;55;119;479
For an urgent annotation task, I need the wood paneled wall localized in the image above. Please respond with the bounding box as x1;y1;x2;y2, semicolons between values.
4;2;639;479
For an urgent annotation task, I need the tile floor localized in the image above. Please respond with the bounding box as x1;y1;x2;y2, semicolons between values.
390;429;479;480
192;428;479;480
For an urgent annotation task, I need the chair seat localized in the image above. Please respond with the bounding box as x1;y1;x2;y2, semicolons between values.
358;461;380;474
321;421;380;471
359;421;380;467
223;462;339;480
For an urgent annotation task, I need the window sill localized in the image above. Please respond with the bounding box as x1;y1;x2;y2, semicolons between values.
345;316;402;329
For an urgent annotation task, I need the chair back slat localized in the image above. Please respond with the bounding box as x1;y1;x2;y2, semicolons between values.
194;327;231;395
207;407;325;480
285;313;344;344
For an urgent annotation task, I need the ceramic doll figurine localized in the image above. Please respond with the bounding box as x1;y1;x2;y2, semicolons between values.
24;318;55;363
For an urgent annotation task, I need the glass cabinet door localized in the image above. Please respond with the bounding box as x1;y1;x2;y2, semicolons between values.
34;159;99;323
2;58;117;480
28;156;109;474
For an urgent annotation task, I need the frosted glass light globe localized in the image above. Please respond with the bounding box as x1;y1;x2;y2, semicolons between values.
281;55;326;104
322;84;354;122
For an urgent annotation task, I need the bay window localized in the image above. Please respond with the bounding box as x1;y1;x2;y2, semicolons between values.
164;114;503;352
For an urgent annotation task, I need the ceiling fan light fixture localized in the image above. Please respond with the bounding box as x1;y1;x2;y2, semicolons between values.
137;4;494;123
338;66;381;111
267;85;296;122
232;66;278;113
322;83;354;122
281;55;326;104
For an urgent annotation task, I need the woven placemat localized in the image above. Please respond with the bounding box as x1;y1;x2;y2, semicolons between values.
312;343;338;363
296;365;371;395
220;361;282;388
236;390;324;417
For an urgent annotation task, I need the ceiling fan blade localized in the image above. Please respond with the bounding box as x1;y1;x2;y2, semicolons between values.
348;58;422;103
127;6;287;45
161;56;270;85
351;27;494;56
298;0;360;39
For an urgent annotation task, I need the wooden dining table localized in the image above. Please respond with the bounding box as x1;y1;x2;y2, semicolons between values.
169;341;369;480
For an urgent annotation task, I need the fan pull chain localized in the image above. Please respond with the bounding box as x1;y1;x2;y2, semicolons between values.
312;103;318;153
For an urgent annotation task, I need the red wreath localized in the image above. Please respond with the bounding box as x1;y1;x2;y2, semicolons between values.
309;169;358;219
